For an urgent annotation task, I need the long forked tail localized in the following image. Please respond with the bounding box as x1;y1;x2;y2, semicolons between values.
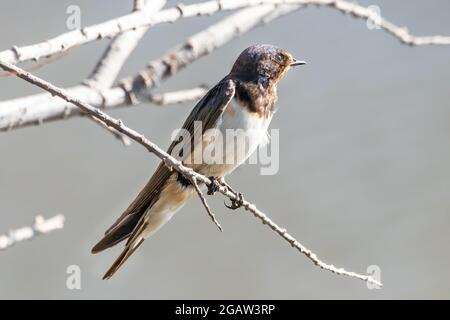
102;238;144;280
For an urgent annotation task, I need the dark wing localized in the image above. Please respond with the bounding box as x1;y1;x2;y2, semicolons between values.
91;77;235;254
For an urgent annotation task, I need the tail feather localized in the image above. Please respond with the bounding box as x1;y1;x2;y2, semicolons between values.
91;213;141;254
102;238;144;280
91;232;128;254
101;220;150;280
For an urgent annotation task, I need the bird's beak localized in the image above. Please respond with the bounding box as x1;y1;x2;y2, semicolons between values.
290;59;307;67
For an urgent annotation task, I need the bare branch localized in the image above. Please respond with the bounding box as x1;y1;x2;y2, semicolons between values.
0;59;382;287
0;4;298;131
150;86;208;106
0;85;101;131
0;0;448;69
191;177;223;232
81;0;166;146
134;0;146;11
84;0;166;90
0;215;65;251
1;0;449;132
321;0;450;46
0;0;268;66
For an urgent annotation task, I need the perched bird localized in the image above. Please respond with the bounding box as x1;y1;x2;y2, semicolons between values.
92;44;305;279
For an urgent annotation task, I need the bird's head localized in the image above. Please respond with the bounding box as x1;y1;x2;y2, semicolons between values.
230;44;305;86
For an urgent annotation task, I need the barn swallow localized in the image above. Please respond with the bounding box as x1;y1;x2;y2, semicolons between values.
92;44;306;279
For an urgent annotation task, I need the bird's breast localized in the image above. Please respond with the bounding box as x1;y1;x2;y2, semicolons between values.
195;98;272;176
218;97;272;142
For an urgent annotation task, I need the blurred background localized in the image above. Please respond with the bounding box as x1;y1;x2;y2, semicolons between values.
1;0;450;299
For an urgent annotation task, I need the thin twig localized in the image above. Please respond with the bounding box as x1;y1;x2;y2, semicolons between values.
0;215;65;251
0;59;382;287
191;177;223;232
0;50;71;77
89;115;132;146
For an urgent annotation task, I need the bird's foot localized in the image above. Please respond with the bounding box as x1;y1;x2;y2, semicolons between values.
219;178;238;195
207;176;221;195
225;192;245;210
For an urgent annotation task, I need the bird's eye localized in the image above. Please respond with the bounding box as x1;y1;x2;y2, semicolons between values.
275;53;285;63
